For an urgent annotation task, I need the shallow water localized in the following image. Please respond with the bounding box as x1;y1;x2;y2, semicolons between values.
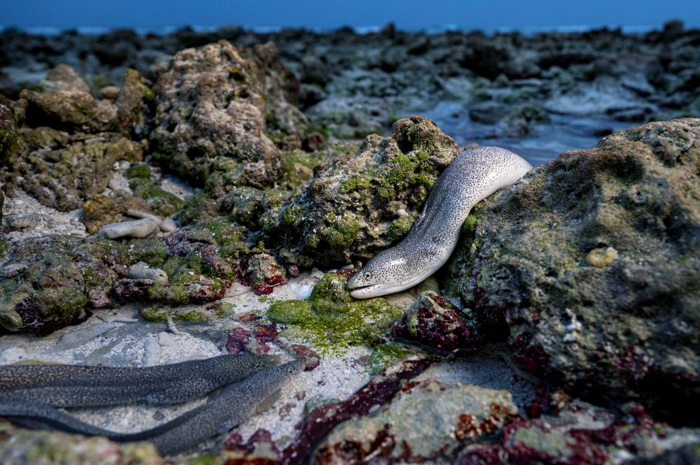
420;101;632;166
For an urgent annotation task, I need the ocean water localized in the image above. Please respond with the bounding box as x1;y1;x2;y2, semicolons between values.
0;24;660;36
419;102;631;166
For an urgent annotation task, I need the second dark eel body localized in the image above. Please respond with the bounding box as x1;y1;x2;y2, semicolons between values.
0;356;304;456
0;354;277;407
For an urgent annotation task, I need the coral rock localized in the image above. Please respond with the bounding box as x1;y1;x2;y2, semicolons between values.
446;119;700;423
315;380;518;463
392;291;482;353
263;116;459;267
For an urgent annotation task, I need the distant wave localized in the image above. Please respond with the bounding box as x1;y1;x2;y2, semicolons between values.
0;23;661;36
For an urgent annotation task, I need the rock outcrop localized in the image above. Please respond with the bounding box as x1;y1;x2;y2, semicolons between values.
446;119;700;423
150;40;306;192
263;116;459;267
315;380;518;463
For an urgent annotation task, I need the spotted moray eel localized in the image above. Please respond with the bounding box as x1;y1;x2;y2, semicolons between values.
348;147;532;298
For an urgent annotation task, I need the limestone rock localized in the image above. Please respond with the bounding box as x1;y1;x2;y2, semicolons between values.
2;129;142;211
151;40;305;192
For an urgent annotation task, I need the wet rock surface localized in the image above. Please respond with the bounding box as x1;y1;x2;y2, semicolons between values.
315;380;518;463
0;422;163;465
446;118;700;424
392;290;483;353
458;392;700;465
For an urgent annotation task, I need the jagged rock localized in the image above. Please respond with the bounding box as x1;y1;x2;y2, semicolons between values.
151;40;305;193
1;129;143;211
0;236;127;333
263;116;459;267
306;96;389;139
315;380;518;463
458;396;700;465
545;77;654;116
392;291;482;353
114;68;153;137
246;252;287;287
242;42;308;135
446;119;700;423
0;93;19;164
40;64;91;93
17;67;151;136
20;88;117;133
0;218;259;333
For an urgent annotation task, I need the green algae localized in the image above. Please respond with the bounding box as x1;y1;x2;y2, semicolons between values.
128;178;184;217
140;305;207;323
180;193;218;226
281;150;324;187
388;215;416;243
200;217;255;259
127;239;168;267
267;273;401;354
124;163;151;180
162;254;203;285
368;344;420;375
268;300;311;325
322;214;361;249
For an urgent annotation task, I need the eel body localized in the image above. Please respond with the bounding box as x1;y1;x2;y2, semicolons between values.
347;146;532;298
0;360;303;456
0;354;277;407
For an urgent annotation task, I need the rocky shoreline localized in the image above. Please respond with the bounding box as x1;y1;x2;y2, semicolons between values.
0;22;698;464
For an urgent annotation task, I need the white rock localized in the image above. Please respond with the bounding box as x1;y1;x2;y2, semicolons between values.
97;218;160;239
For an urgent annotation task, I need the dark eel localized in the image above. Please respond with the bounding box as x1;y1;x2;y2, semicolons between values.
0;354;277;407
0;360;304;456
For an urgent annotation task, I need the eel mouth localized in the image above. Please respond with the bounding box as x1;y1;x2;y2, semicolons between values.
348;284;385;299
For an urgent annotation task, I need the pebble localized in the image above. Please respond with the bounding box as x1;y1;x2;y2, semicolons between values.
98;218;160;239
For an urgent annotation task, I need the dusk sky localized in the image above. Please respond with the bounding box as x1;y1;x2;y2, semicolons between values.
3;0;700;31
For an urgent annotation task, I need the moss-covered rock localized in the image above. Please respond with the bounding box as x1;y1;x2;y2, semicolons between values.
0;422;163;465
0;236;128;333
180;192;219;226
267;272;402;353
19;66;152;137
129;178;184;217
459;397;700;464
446;119;700;423
392;291;482;353
219;186;290;229
20;88;117;133
82;191;151;235
2;129;143;211
0;93;21;165
0;218;260;333
263;116;459;267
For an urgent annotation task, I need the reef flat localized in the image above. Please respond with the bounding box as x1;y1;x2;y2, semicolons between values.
0;20;698;464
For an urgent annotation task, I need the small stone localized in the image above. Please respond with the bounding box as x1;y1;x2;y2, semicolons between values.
97;218;160;239
586;247;618;267
302;132;325;152
99;86;121;100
